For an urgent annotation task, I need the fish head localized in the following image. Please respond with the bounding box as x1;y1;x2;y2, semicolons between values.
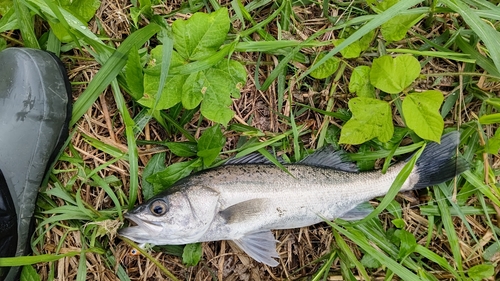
119;186;219;245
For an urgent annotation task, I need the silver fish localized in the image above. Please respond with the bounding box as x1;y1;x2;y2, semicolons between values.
119;132;467;266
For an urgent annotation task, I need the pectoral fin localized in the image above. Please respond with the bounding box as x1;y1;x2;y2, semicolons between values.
233;230;279;266
220;198;269;224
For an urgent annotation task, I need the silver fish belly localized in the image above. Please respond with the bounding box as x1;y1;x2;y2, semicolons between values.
119;132;468;266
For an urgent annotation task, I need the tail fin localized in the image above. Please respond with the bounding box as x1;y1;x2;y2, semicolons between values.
412;132;468;188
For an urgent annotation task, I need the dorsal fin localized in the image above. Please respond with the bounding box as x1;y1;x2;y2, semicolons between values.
299;146;358;172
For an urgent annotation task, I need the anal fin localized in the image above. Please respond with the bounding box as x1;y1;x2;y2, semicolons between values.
233;230;279;267
338;202;374;221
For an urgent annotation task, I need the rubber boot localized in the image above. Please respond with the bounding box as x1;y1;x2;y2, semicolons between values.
0;48;71;281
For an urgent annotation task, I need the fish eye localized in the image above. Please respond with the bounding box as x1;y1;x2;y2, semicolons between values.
149;199;168;216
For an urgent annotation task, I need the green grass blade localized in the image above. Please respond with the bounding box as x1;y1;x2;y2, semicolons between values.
0;248;103;266
0;7;18;33
26;0;106;52
14;0;39;48
455;34;500;78
332;228;371;280
435;184;465;278
111;80;139;209
329;223;423;280
441;0;500;74
71;24;161;126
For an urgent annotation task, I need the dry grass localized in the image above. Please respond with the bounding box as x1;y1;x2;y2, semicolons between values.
5;0;496;280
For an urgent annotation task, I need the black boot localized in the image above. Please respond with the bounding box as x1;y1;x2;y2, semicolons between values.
0;48;71;281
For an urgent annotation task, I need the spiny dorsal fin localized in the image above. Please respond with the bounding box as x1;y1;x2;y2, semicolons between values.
299;146;358;172
233;230;279;266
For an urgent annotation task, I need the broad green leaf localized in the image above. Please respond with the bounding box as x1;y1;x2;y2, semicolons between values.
483;242;500;261
140;73;187;109
349;66;374;98
184;67;238;125
486;128;500;154
20;265;40;281
142;152;166;200
172;7;230;61
215;59;247;98
310;53;341;79
381;13;424;43
0;0;12;15
165;142;197;157
367;0;399;13
144;46;186;76
394;229;417;260
360;254;381;269
335;30;375;59
402;90;444;142
182;243;203;267
339;97;393;144
125;46;144;100
147;159;201;194
182;71;204;109
49;0;101;42
370;54;421;94
392;219;405;228
197;125;226;167
468;264;495;281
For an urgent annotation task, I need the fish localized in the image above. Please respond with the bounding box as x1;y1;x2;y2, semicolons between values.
119;132;468;266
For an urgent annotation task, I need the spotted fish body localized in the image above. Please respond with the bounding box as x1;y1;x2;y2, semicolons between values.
119;132;467;266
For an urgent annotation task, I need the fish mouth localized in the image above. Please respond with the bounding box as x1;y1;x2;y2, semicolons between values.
118;213;163;242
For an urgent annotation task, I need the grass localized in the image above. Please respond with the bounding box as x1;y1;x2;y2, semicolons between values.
1;0;500;280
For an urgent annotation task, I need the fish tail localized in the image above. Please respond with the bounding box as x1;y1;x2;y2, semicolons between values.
412;131;468;189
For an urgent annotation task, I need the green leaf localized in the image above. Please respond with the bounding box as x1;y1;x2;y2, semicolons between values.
339;97;394;144
349;66;375;98
144;46;186;76
142;152;166;200
370;54;421;94
125;46;144;100
335;30;375;59
392;218;405;229
182;71;205;109
165;142;198;157
394;229;417;260
483;242;500;261
197;125;226;167
360;253;381;269
381;13;424;43
0;0;12;15
402;90;444;142
49;0;101;43
20;265;40;281
182;243;202;267
310;53;341;79
486;128;500;154
140;73;187;109
216;59;247;98
479;113;500;125
147;159;201;194
186;68;238;125
172;7;230;61
468;264;495;281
